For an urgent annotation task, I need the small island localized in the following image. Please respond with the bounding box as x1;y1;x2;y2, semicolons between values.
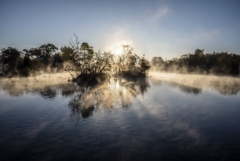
0;34;151;86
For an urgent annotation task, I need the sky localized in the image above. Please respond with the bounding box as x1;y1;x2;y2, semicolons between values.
0;0;240;60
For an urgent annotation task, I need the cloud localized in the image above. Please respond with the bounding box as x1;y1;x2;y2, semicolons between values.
149;6;170;23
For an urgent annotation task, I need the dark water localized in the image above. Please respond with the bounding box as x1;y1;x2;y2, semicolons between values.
0;77;240;161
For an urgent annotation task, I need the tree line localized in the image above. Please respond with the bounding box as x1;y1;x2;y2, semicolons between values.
0;34;151;78
151;49;240;76
0;44;62;77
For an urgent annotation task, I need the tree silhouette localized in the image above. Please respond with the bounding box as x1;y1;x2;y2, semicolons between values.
94;51;114;74
60;46;74;62
1;47;22;75
138;56;151;74
39;43;58;58
155;49;240;75
80;42;94;73
29;48;42;59
38;44;58;65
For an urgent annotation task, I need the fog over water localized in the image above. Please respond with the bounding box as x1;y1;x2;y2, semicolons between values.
1;72;239;96
0;73;240;160
148;72;240;95
1;0;240;160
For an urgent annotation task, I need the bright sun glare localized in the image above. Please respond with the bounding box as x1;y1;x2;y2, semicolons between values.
114;47;122;55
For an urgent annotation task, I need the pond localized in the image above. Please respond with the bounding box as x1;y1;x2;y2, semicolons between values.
0;73;240;161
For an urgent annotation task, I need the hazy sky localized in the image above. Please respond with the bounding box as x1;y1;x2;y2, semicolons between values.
0;0;240;60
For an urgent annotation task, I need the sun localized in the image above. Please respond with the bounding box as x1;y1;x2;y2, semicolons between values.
114;47;122;55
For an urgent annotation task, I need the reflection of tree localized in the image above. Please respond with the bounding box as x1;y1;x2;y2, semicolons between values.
168;82;202;95
69;99;95;119
0;76;77;98
39;87;57;99
138;79;150;95
0;80;24;97
178;85;201;95
211;81;240;96
68;77;150;119
151;79;202;95
150;74;240;96
174;80;240;96
59;83;77;97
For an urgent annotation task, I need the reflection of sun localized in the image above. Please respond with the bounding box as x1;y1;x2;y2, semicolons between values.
115;48;122;55
116;80;119;90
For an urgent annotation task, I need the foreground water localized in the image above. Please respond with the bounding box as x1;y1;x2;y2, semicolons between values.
0;74;240;161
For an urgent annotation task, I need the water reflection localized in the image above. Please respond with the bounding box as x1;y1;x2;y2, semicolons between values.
0;74;239;103
0;75;150;119
0;74;239;120
0;73;74;97
116;80;119;90
68;77;150;119
151;79;202;95
0;74;240;160
149;75;240;96
40;86;57;99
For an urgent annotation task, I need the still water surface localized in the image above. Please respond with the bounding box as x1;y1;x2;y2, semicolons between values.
0;75;240;161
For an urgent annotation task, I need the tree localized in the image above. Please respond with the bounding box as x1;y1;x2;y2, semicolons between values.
0;47;24;76
38;44;58;65
39;43;58;58
22;49;30;58
80;42;94;61
151;57;164;67
60;46;74;62
28;48;42;58
116;45;139;73
80;42;94;73
1;47;21;63
1;47;21;67
94;51;114;74
69;34;95;74
138;56;151;74
194;49;204;57
69;34;81;61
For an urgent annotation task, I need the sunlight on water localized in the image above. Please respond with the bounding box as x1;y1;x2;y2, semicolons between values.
0;74;239;160
116;80;119;90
